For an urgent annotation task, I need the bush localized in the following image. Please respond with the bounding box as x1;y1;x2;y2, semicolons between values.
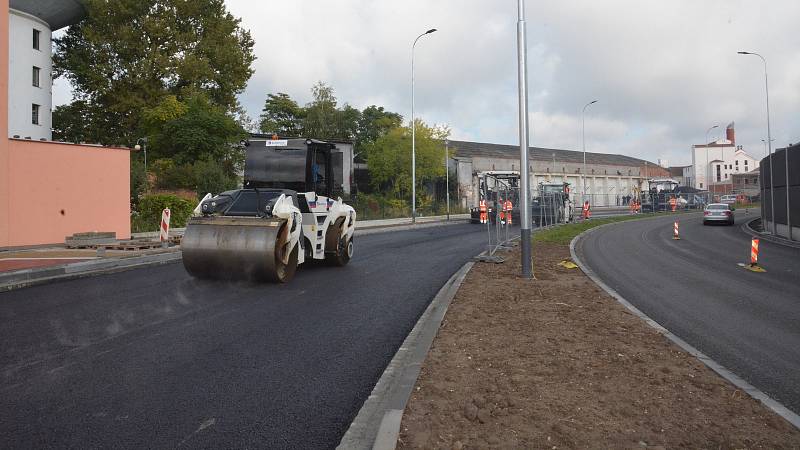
193;157;239;199
131;194;195;233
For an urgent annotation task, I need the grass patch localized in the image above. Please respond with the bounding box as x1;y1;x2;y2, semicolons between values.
533;213;661;245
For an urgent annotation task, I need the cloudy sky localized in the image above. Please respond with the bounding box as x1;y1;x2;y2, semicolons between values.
54;0;800;166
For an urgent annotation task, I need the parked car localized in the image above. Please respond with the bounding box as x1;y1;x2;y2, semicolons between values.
720;194;737;204
703;203;734;225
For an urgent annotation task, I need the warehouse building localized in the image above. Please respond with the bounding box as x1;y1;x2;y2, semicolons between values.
447;140;668;208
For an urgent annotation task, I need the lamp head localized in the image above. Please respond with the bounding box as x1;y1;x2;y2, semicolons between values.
737;51;751;55
426;28;437;34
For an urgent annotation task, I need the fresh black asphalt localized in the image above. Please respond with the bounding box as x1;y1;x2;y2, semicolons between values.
0;223;496;449
576;213;800;413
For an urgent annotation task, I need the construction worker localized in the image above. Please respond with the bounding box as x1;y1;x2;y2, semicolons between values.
630;199;636;215
669;196;677;212
582;200;591;220
505;199;513;225
479;198;487;224
498;198;506;225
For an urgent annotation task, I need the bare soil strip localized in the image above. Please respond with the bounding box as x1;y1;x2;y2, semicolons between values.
398;242;800;449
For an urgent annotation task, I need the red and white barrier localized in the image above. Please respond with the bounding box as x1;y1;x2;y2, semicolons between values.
673;220;680;240
750;238;759;266
160;208;171;244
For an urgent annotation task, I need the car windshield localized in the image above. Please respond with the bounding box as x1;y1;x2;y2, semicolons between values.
707;204;729;210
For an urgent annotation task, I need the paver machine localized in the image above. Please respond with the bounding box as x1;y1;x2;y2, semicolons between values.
532;182;573;226
469;171;520;224
182;138;356;283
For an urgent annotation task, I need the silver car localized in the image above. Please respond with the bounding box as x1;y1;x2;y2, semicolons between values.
703;203;734;225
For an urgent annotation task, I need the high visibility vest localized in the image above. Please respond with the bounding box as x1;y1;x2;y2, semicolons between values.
479;200;487;212
505;200;512;211
583;201;590;212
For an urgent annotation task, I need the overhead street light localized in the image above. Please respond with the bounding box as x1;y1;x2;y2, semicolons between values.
411;28;437;224
704;124;718;193
516;0;532;278
582;100;598;202
738;51;778;236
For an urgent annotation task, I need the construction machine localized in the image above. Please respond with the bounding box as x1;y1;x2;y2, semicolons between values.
469;171;520;224
182;138;356;283
532;182;573;226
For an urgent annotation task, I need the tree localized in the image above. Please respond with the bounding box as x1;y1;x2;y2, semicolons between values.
258;93;304;136
303;82;340;140
364;119;450;201
53;0;255;146
355;105;403;160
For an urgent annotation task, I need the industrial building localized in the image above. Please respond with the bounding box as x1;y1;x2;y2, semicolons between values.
689;123;758;192
448;140;668;208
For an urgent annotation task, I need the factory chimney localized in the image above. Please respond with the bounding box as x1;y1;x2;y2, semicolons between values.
726;122;735;144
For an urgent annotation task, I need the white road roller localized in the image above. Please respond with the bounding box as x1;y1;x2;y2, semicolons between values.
182;138;356;283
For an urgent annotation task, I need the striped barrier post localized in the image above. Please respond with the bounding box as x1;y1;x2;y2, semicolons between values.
160;208;171;248
673;220;680;240
750;238;759;266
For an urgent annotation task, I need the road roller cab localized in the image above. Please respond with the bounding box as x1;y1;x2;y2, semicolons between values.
182;138;356;283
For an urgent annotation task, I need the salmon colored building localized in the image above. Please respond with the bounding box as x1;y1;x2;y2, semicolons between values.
1;0;131;247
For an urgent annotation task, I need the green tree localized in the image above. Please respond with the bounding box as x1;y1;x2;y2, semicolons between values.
53;0;255;145
258;92;305;136
364;119;450;201
303;82;339;139
355;105;403;160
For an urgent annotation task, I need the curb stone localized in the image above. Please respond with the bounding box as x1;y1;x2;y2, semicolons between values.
741;217;800;249
337;261;475;450
570;218;800;431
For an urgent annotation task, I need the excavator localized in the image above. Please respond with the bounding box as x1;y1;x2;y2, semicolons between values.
182;138;356;283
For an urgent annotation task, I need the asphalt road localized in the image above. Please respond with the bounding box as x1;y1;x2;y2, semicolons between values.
0;222;494;449
576;213;800;413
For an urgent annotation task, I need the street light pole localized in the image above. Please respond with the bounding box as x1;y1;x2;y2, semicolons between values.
516;0;532;278
705;125;718;195
135;137;148;193
582;100;598;204
444;138;450;220
411;28;437;224
738;51;777;235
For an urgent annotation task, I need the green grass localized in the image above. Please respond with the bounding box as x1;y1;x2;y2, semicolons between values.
533;213;665;245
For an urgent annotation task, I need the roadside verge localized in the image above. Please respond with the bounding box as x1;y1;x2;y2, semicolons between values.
395;215;800;448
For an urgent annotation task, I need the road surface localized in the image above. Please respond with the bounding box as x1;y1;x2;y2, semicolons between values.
0;223;494;449
576;213;800;413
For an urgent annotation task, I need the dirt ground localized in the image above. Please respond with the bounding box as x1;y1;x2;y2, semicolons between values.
398;242;800;449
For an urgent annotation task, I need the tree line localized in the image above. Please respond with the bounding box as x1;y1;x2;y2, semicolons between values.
52;0;451;210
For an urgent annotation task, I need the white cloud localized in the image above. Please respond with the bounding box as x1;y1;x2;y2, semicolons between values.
54;0;800;166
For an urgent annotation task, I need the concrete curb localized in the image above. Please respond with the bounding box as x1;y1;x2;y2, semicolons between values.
741;217;800;249
337;261;475;450
0;251;182;293
569;219;800;431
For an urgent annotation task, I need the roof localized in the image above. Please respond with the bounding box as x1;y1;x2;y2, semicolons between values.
10;0;86;30
448;140;658;168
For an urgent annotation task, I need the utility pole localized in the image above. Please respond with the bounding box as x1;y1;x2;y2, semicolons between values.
516;0;532;278
411;28;437;224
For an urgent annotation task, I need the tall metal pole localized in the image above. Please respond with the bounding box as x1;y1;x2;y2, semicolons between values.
411;29;437;224
739;51;776;235
582;100;597;205
445;139;450;220
516;0;532;278
705;125;718;195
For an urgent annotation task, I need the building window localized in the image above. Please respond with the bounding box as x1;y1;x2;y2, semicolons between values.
33;29;40;50
716;165;721;182
32;104;40;125
700;182;704;189
745;178;749;185
32;66;40;87
735;160;739;166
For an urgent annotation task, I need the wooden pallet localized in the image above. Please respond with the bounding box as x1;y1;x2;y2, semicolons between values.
100;240;163;251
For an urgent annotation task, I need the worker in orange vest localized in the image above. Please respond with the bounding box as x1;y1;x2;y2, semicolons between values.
479;199;487;224
498;198;506;224
630;199;636;214
505;199;513;225
582;200;591;220
669;196;677;212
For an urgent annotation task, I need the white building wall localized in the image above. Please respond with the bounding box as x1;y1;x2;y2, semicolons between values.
9;9;52;140
691;142;757;189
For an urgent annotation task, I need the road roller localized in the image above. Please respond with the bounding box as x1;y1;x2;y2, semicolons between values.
182;138;356;282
